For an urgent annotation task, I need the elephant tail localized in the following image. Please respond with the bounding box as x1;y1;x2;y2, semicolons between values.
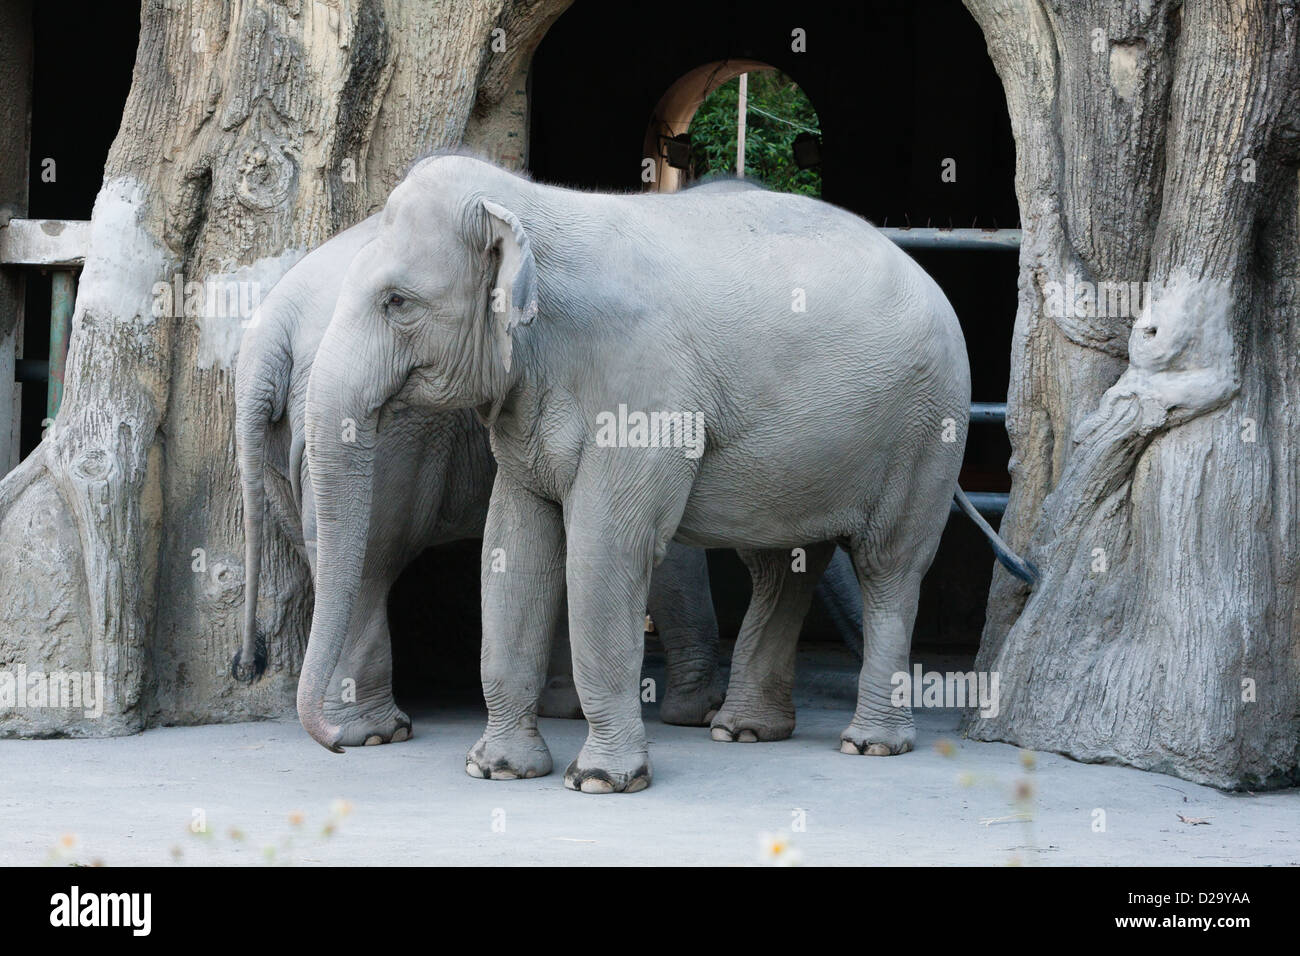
231;306;294;683
954;486;1039;587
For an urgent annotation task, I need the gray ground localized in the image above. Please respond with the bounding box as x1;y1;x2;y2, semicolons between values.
2;645;1296;866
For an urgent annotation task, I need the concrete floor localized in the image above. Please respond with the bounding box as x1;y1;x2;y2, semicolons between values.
2;646;1296;866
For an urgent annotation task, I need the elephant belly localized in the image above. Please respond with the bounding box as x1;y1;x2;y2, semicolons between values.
675;417;956;550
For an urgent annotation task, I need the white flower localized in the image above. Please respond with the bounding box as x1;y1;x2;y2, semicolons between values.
758;832;803;866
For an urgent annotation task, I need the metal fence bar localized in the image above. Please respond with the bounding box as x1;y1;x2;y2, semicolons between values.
969;401;1007;424
962;405;1010;514
879;227;1022;251
0;218;89;423
47;271;75;418
950;491;1008;516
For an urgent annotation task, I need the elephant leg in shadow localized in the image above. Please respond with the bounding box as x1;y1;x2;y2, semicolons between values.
539;542;723;725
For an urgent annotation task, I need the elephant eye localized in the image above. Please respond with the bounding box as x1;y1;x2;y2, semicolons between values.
385;292;406;309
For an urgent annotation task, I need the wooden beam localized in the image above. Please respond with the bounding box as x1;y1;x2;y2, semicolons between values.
0;218;91;267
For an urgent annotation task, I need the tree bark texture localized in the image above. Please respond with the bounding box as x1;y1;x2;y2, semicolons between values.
0;0;570;736
963;0;1300;788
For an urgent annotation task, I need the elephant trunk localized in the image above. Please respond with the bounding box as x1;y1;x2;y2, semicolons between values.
298;340;385;753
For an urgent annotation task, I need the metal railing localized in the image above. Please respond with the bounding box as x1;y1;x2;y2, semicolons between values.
0;218;1021;515
956;403;1009;516
0;218;88;419
879;227;1022;252
879;224;1024;517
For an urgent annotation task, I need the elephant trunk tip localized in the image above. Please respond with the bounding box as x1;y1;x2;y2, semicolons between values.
313;735;346;756
297;688;346;754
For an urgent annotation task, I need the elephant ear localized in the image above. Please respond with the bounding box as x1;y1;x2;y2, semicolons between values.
481;198;538;374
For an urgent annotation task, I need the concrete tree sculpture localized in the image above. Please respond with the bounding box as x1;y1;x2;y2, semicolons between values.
0;0;570;736
962;0;1300;787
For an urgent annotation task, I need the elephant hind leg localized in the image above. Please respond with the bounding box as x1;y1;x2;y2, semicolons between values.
839;453;954;756
839;534;932;757
710;542;836;743
650;542;723;726
538;610;584;719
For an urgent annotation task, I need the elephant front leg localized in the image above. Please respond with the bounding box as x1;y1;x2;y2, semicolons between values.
649;542;722;726
562;527;657;794
466;475;565;781
323;578;411;746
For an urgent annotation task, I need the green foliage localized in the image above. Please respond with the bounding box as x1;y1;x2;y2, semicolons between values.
687;71;821;196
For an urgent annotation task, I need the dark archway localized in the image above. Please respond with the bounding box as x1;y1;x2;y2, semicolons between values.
527;0;1020;651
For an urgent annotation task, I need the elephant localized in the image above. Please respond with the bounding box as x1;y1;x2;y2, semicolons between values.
301;153;1034;792
230;214;733;746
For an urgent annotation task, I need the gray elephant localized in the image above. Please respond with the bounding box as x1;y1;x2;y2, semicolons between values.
231;214;729;746
301;153;1033;792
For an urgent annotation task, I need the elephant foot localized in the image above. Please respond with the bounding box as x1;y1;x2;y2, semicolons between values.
839;716;915;756
466;727;553;780
563;747;652;794
537;676;584;719
708;695;795;742
658;682;725;727
324;697;412;747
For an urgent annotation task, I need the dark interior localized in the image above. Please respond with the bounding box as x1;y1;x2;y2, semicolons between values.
20;3;138;454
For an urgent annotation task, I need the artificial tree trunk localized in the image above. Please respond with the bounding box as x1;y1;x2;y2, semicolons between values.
0;0;569;736
963;0;1300;788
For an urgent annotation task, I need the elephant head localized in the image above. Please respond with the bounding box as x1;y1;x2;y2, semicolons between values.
298;157;538;751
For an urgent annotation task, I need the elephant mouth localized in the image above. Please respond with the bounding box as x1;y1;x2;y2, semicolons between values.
388;366;448;408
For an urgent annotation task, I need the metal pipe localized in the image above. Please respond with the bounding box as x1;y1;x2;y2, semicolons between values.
961;407;1010;514
880;227;1022;251
950;492;1008;516
48;269;74;419
969;402;1007;424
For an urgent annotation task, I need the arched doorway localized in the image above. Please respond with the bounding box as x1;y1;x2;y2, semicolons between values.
642;61;822;195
